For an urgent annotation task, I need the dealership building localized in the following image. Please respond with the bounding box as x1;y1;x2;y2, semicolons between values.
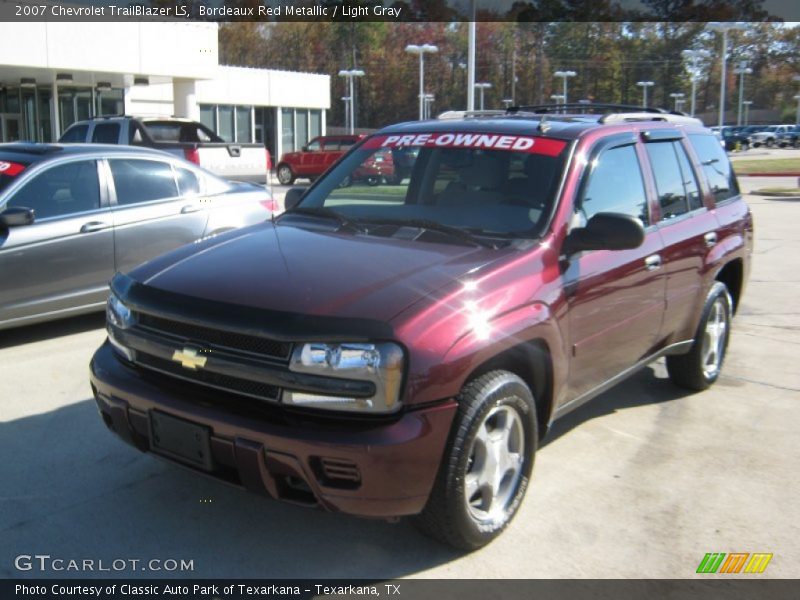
0;21;330;160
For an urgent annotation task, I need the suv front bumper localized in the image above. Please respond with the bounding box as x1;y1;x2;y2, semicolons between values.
90;341;456;518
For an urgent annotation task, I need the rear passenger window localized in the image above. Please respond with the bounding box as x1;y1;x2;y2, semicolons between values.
688;134;739;204
109;159;179;205
175;167;200;196
91;123;120;144
580;144;649;226
60;124;88;143
645;141;702;220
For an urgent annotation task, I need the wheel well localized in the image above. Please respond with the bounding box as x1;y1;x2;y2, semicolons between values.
715;259;743;314
469;340;553;436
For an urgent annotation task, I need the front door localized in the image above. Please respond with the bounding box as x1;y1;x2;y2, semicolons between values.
563;138;666;402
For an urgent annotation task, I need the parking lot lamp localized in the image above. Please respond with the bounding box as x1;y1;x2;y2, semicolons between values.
733;62;752;126
707;22;746;127
682;49;710;116
670;92;685;112
338;70;365;134
637;81;654;107
554;70;576;105
405;44;439;120
474;82;491;110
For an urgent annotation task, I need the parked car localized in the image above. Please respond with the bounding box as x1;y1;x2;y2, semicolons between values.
720;128;751;151
749;124;794;147
776;125;800;148
91;105;751;550
59;116;271;184
275;135;363;185
0;143;276;330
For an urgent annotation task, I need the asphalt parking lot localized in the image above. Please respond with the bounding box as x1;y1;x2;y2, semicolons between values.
0;176;798;580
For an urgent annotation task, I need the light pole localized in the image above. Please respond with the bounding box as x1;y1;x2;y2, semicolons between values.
670;92;685;112
637;81;655;107
340;96;350;132
682;49;710;116
554;70;576;105
708;22;746;127
474;82;491;110
733;61;752;126
405;44;438;120
743;100;753;125
338;69;365;134
795;95;800;126
423;93;435;120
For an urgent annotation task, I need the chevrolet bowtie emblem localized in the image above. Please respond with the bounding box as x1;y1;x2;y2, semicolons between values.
172;347;207;370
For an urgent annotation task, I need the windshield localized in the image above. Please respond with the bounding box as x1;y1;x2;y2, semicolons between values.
291;132;569;242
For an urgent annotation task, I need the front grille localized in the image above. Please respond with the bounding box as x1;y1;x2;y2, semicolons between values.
137;312;292;361
137;354;280;402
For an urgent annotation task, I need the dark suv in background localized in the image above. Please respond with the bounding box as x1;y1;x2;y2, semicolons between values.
91;104;752;550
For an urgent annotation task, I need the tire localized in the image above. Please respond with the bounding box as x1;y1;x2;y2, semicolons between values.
277;165;295;185
414;371;537;550
666;281;732;391
766;138;774;148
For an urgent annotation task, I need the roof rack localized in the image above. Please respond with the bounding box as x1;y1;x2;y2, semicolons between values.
437;110;506;120
508;103;666;115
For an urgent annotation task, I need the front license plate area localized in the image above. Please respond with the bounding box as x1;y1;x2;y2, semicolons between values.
150;411;213;471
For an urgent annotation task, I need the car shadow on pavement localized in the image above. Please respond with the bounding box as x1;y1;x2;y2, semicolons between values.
0;313;106;350
0;399;461;580
542;362;694;446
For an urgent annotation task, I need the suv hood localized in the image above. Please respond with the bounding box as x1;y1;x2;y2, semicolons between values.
129;221;506;323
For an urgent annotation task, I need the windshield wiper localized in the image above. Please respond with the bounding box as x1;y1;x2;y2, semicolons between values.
359;217;497;249
281;207;361;232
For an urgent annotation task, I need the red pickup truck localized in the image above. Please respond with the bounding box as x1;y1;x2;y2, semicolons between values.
275;135;362;185
91;104;752;550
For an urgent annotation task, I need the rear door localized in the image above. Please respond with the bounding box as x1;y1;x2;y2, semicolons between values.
641;132;720;343
106;157;208;273
0;159;114;324
564;135;667;400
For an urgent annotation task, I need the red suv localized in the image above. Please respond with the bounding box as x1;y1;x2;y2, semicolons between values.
275;135;362;185
91;105;752;550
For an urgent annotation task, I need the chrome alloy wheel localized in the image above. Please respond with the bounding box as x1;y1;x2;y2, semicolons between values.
464;405;525;523
701;296;728;379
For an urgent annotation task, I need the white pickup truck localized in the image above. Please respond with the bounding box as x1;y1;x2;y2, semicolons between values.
59;116;270;184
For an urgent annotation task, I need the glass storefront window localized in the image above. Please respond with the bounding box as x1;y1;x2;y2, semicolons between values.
296;109;308;149
310;110;322;140
200;105;215;132
218;105;234;142
235;106;252;143
281;107;294;153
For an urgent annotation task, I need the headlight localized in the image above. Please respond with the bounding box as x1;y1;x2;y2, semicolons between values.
106;293;136;361
285;342;404;414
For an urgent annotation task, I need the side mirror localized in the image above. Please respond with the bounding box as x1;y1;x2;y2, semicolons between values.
0;206;35;228
301;145;309;152
565;212;645;254
284;187;305;211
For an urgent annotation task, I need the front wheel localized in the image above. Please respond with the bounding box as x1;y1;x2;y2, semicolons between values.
414;371;537;550
276;165;295;185
666;281;732;391
765;138;774;148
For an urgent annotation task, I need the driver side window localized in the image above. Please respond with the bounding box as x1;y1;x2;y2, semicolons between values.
579;144;649;226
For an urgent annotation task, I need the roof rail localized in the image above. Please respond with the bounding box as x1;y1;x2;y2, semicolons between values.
437;110;506;120
600;112;704;126
508;103;666;115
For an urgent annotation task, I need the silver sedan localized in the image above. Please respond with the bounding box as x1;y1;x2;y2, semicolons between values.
0;143;275;330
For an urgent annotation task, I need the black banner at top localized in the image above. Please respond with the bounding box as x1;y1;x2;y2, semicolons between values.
1;0;799;22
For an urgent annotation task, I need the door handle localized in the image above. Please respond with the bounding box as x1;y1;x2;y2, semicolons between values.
180;204;201;214
80;221;110;233
704;231;718;247
644;254;662;271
